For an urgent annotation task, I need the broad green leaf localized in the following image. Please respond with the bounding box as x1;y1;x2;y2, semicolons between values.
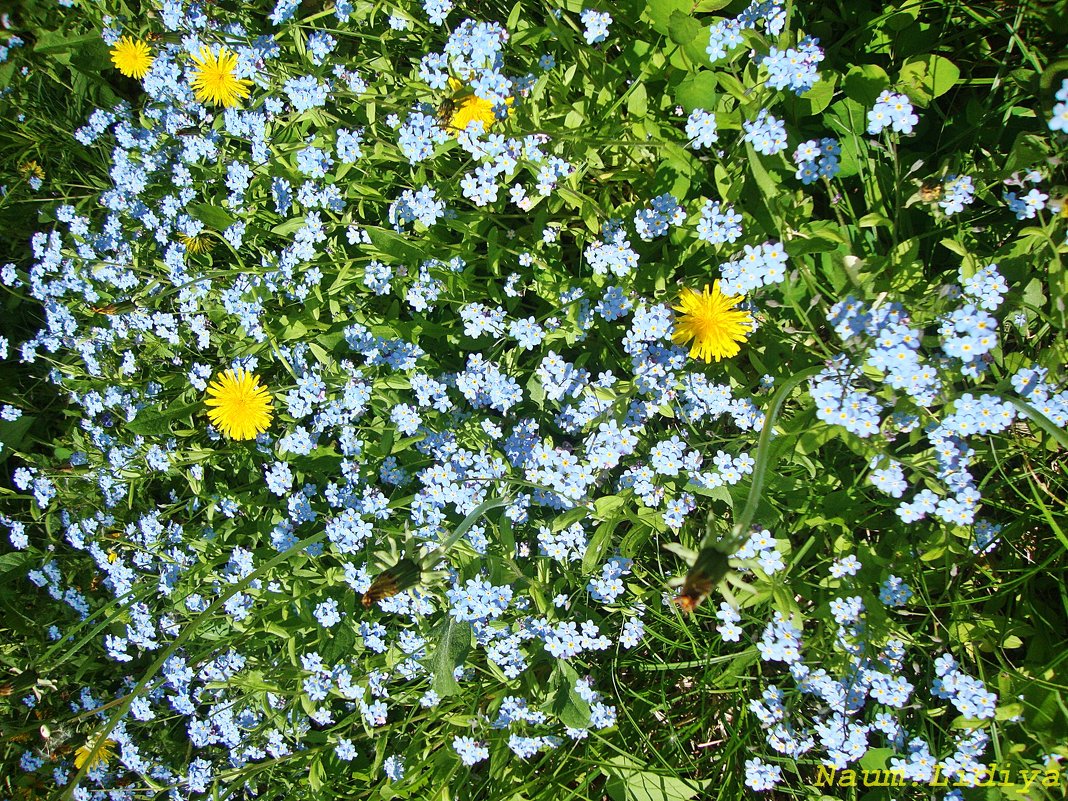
858;213;892;228
1003;132;1049;175
995;702;1025;721
0;62;15;91
899;54;959;105
1040;58;1068;92
655;141;698;197
428;617;471;698
798;75;837;116
583;515;624;573
858;747;894;771
506;0;523;30
33;32;102;54
645;0;690;34
746;144;778;197
603;755;707;801
884;0;921;31
546;661;591;729
365;225;427;265
682;24;712;64
785;222;848;256
674;70;717;112
126;401;201;437
0;415;35;461
1023;277;1047;310
189;203;235;231
69;39;113;73
0;551;30;576
592;494;625;521
308;755;324;791
667;10;701;46
627;82;648;117
843;64;890;106
271;217;306;237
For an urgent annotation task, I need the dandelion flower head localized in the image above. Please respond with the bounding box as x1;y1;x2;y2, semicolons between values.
190;46;251;108
109;37;154;79
74;735;116;771
19;161;45;181
179;233;214;254
446;77;512;134
672;281;753;363
204;368;273;440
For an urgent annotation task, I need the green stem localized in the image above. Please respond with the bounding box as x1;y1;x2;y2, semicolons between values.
710;364;824;553
420;494;513;569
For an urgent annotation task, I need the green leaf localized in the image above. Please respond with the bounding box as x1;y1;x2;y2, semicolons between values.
69;39;113;73
125;401;201;437
995;702;1025;721
645;0;690;34
858;747;894;771
592;494;625;521
1023;277;1047;310
506;0;523;30
271;217;306;237
33;32;102;54
785;221;848;256
858;213;892;228
584;515;624;573
682;24;712;64
0;551;30;577
0;415;35;462
547;661;591;729
674;71;717;113
1023;681;1067;735
744;142;781;216
1004;132;1049;175
603;755;707;801
1040;58;1068;92
655;141;698;197
428;617;471;698
843;64;890;106
189;203;235;231
0;62;15;92
322;617;357;666
627;82;648;117
884;0;921;31
798;75;837;116
899;55;959;105
667;11;701;46
365;226;427;265
715;72;747;103
308;755;324;791
825;98;868;177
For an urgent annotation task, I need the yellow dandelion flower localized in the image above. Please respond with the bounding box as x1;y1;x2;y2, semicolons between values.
74;734;116;771
109;37;154;79
18;161;44;180
671;281;753;363
204;369;273;440
189;46;251;108
444;77;512;134
179;233;214;254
